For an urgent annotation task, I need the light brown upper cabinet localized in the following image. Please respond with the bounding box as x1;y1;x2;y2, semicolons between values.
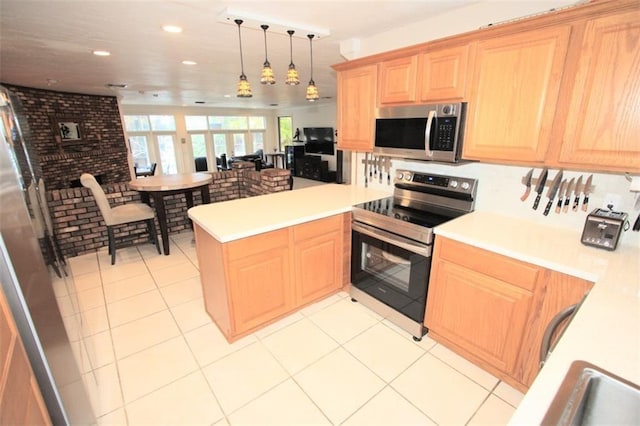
336;64;377;152
418;44;471;102
462;26;571;163
378;55;418;105
554;10;640;172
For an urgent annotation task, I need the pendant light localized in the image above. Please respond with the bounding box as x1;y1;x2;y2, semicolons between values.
235;19;252;98
260;25;275;85
285;30;300;85
306;34;319;102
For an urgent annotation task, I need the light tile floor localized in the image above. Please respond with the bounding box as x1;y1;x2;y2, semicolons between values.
53;231;524;426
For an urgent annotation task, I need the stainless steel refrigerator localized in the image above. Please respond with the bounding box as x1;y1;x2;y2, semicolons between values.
0;86;95;424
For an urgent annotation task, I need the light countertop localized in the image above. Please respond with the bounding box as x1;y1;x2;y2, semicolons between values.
434;211;640;425
188;184;390;242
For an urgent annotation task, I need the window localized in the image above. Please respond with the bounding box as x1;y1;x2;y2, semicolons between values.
278;116;293;151
157;135;177;174
130;135;150;167
233;134;246;156
185;114;267;160
149;115;176;131
124;114;178;175
191;134;207;158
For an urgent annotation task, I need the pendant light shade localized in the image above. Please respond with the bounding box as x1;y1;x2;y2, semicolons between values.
235;19;252;98
306;34;319;102
260;25;275;85
285;30;300;85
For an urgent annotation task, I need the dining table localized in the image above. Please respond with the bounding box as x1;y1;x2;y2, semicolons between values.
128;172;213;255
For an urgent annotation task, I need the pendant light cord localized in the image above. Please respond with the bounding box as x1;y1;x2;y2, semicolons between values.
308;34;315;81
261;25;269;63
288;30;294;65
235;19;245;75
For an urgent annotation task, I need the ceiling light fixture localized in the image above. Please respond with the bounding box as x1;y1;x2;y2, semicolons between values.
92;50;110;56
182;60;197;65
260;25;275;85
305;34;319;102
234;19;252;98
162;25;183;33
285;30;300;86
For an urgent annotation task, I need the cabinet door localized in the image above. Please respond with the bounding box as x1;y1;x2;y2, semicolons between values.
227;230;293;335
378;55;418;105
0;288;50;425
337;65;377;152
558;11;640;172
463;26;570;163
293;216;343;306
514;272;593;386
426;259;534;373
419;44;470;101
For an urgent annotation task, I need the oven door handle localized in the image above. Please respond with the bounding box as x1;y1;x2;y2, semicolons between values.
352;222;432;257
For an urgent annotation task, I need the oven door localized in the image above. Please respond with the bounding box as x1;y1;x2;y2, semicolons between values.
351;222;432;323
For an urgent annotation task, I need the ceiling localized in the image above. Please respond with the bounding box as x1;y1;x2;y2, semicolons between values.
0;0;565;110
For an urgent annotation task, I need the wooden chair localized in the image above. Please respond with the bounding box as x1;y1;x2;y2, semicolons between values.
80;173;161;264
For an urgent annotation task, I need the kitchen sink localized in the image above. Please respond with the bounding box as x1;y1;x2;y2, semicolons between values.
542;360;640;425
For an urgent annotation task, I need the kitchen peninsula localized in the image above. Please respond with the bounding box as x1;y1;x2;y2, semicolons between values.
188;184;389;342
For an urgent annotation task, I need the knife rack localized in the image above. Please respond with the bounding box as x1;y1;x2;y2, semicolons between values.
521;175;596;193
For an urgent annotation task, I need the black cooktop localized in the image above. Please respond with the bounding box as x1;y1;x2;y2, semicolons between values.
354;196;461;229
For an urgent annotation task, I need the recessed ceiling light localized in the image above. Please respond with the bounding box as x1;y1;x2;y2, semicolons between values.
92;50;111;56
46;78;58;85
223;94;232;98
182;60;197;65
162;25;183;33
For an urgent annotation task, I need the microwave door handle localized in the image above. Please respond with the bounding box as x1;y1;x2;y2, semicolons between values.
425;110;436;158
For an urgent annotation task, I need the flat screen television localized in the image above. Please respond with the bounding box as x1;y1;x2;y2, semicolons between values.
304;127;335;155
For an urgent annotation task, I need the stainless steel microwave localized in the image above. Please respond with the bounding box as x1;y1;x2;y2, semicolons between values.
374;102;467;163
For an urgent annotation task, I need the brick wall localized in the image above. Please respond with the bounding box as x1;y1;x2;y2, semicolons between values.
46;165;292;257
3;84;130;189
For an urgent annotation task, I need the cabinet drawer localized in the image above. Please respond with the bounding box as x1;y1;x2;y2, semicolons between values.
436;237;540;292
227;228;289;261
293;214;342;242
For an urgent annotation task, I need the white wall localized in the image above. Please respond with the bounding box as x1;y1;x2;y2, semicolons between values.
344;1;640;249
276;103;338;170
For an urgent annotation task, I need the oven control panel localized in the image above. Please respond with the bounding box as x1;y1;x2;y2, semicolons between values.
395;170;477;195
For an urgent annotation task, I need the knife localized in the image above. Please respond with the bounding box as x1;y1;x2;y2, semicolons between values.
520;168;534;202
563;177;575;213
555;179;567;214
386;157;391;185
572;176;583;211
532;168;548;210
543;170;563;216
581;174;593;212
379;156;383;184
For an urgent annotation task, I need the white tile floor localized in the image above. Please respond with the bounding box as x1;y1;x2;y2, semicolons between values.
53;231;524;426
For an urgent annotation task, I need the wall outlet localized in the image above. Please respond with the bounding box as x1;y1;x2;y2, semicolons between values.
602;193;622;211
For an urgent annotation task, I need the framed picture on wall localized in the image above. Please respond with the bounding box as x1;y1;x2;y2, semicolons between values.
51;116;83;144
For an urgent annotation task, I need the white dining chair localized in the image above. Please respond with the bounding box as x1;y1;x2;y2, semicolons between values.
80;173;161;264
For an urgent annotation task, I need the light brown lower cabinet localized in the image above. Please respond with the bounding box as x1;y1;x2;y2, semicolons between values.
425;237;592;391
0;286;51;425
195;214;345;342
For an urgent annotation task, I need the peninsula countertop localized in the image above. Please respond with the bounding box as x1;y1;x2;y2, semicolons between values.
434;211;640;425
187;184;390;243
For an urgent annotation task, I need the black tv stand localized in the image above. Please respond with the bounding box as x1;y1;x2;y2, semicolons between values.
295;155;336;183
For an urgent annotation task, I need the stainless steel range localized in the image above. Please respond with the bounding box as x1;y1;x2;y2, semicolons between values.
350;169;478;340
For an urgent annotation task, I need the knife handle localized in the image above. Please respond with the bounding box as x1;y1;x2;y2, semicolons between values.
573;195;580;211
520;187;531;202
555;197;563;214
543;199;553;216
563;197;570;213
582;195;589;212
533;194;542;210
